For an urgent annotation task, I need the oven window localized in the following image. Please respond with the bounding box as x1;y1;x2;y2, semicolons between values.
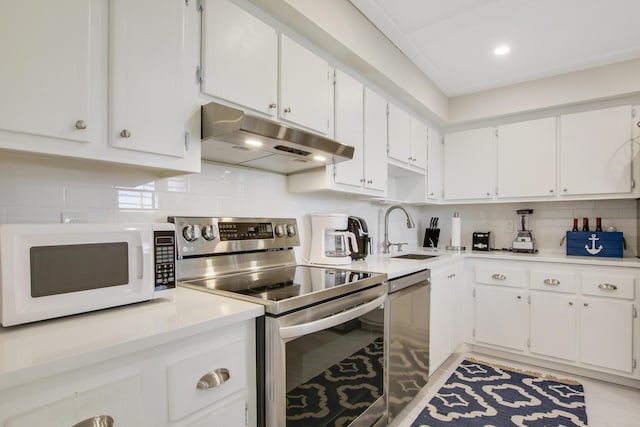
30;243;129;297
285;306;384;427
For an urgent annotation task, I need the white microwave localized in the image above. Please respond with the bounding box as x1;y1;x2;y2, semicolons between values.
0;223;176;327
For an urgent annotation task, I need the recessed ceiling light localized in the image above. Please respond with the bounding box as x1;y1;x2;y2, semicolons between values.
494;45;511;56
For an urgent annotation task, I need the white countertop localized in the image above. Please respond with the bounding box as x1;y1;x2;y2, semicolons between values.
348;248;640;279
0;287;264;391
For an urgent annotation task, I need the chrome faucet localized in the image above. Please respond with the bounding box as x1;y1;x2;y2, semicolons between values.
382;205;416;254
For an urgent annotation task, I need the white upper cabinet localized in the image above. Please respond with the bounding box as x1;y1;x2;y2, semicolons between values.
388;103;411;165
410;117;428;170
387;103;427;172
363;88;388;192
427;127;443;201
443;127;495;200
279;35;331;135
201;0;278;116
560;105;633;196
0;0;102;146
334;70;364;188
497;117;557;198
109;0;186;158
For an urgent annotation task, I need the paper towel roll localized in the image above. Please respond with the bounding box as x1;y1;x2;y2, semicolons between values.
451;212;461;248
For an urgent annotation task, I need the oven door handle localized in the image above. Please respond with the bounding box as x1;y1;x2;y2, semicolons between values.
279;294;386;340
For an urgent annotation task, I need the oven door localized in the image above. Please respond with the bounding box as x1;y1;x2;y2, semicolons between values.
265;284;388;427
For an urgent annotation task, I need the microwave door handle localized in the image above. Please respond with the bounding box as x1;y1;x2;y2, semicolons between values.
279;294;386;341
136;245;144;280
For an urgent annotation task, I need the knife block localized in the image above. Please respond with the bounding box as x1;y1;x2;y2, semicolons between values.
423;228;440;248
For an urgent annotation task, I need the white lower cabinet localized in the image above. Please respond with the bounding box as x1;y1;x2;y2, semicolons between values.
530;291;577;361
474;285;528;351
470;260;639;379
429;262;464;375
0;321;255;427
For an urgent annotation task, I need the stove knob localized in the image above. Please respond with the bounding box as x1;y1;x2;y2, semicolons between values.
182;225;200;242
274;224;285;237
201;224;217;241
286;224;297;237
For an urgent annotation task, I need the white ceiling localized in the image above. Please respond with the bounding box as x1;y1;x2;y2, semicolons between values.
349;0;640;97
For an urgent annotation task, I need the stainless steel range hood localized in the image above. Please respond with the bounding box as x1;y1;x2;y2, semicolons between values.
200;102;354;174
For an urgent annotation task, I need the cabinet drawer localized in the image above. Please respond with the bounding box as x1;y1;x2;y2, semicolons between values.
581;273;635;300
167;339;246;421
530;270;577;293
475;264;526;288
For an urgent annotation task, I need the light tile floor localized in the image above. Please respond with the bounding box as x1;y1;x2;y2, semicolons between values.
391;352;640;427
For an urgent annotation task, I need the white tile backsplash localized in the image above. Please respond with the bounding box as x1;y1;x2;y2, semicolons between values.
0;151;637;257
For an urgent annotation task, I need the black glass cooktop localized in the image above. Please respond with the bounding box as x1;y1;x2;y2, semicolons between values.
180;265;386;315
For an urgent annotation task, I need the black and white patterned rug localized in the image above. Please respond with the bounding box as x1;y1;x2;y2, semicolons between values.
411;359;588;426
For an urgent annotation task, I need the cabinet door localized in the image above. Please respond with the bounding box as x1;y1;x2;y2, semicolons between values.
363;88;388;192
429;269;451;375
580;297;634;372
560;105;633;196
410;117;428;170
427;127;443;200
444;127;495;200
109;0;186;157
530;292;576;361
279;35;330;134
201;0;277;116
334;70;364;188
387;103;411;163
0;0;101;145
497;117;557;198
474;285;527;351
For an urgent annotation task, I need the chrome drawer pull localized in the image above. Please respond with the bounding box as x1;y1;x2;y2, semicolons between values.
491;273;506;280
598;283;618;291
196;368;230;390
543;278;560;286
72;415;114;427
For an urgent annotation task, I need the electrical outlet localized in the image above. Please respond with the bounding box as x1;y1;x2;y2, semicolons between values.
504;220;514;233
61;212;88;223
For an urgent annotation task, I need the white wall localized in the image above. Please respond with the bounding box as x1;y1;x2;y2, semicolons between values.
1;150;636;259
0;150;421;261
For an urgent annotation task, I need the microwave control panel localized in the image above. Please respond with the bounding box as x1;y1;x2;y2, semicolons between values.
154;230;176;290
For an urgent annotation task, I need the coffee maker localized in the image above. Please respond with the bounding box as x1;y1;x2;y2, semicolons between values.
347;216;371;260
309;214;358;265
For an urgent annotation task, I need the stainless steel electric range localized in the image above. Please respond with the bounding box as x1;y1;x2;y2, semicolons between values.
169;216;389;427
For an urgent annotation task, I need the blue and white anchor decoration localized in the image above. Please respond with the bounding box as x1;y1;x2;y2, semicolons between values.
585;233;603;255
566;231;623;258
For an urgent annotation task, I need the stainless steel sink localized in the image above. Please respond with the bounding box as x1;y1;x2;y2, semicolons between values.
391;253;440;260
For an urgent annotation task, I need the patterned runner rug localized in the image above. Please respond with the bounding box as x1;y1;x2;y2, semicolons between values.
411;358;588;426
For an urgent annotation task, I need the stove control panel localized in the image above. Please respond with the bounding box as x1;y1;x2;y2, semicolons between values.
168;216;299;258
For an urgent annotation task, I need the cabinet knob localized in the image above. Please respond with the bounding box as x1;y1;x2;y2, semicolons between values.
543;278;560;286
196;368;230;390
598;283;618;291
636;120;640;128
283;107;292;114
268;102;277;109
75;120;87;130
72;415;114;427
583;302;589;307
569;301;574;306
491;273;506;280
359;178;365;183
563;188;568;193
120;129;131;138
486;192;491;197
549;189;554;193
516;295;522;300
367;179;373;184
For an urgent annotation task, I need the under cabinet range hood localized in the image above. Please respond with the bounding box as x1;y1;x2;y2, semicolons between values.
200;102;354;174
